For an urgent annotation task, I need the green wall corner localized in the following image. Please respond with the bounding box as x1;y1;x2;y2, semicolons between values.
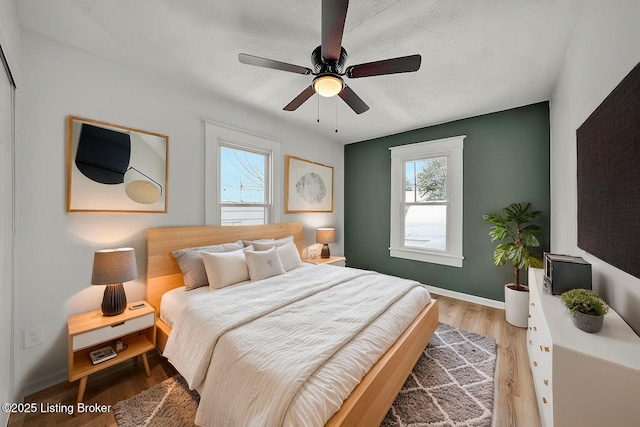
344;102;550;302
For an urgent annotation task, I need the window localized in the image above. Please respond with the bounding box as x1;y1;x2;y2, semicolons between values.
219;144;269;225
204;121;281;225
389;135;465;267
404;157;447;251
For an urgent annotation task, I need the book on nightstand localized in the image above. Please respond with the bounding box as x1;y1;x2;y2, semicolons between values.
89;346;117;365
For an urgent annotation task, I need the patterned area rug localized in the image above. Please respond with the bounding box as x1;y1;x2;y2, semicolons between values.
113;323;496;427
382;323;496;427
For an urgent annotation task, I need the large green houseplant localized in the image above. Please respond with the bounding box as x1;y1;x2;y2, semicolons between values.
483;202;544;289
483;202;543;327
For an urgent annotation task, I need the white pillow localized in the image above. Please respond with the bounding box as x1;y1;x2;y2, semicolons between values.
276;242;304;272
202;247;250;290
244;246;286;281
251;235;294;251
242;238;274;247
172;240;244;290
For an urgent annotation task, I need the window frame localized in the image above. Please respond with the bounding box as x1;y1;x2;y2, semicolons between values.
389;135;465;267
204;121;281;225
218;142;271;225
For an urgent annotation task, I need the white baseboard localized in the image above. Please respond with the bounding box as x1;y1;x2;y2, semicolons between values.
423;284;505;310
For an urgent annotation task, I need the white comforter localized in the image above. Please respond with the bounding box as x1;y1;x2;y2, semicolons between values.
163;265;430;427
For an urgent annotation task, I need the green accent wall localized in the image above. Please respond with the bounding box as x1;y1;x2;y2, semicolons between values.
344;102;550;302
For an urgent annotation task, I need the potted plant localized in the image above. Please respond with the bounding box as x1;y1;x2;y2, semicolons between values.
483;202;543;327
560;288;609;333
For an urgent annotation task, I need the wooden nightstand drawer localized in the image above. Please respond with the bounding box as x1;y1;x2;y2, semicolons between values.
72;312;154;351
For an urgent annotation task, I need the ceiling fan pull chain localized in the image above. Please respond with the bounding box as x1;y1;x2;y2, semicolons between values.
317;94;320;123
335;99;338;133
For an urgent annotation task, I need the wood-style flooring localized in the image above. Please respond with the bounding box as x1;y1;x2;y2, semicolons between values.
8;294;540;427
435;294;541;427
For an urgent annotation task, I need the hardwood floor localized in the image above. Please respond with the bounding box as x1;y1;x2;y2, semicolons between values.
8;294;540;427
435;294;541;427
7;355;178;427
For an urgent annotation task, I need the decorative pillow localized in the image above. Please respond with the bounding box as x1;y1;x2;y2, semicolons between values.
251;235;295;251
201;247;251;290
276;242;304;272
172;240;244;290
242;238;275;247
244;246;286;281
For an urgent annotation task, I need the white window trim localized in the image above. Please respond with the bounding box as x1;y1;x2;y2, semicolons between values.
204;120;281;225
389;135;465;267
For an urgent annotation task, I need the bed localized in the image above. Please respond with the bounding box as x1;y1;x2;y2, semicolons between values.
146;222;439;426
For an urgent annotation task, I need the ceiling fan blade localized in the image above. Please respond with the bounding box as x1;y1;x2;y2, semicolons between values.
346;54;422;78
321;0;349;61
338;85;369;114
283;86;316;111
239;53;311;75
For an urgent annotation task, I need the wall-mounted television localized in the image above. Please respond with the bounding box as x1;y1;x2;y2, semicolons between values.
576;61;640;279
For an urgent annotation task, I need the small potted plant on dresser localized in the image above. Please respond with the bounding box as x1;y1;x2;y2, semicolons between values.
560;288;609;333
483;202;543;328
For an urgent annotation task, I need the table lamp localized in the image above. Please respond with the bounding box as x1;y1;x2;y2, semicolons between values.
91;248;137;316
316;228;336;258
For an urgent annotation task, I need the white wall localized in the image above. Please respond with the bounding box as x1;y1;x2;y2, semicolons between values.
14;31;344;398
0;73;14;427
0;1;19;424
0;0;19;80
550;0;640;333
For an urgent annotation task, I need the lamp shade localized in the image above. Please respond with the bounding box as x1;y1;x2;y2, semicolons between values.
316;228;336;244
91;248;138;285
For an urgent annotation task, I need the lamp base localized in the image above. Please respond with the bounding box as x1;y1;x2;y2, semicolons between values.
321;243;331;259
102;283;127;316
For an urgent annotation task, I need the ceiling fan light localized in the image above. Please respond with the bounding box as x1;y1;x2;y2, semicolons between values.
313;75;344;97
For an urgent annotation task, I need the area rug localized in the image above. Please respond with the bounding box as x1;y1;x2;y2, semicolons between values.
382;323;496;427
113;323;496;427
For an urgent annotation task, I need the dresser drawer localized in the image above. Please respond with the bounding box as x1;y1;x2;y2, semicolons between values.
72;312;154;350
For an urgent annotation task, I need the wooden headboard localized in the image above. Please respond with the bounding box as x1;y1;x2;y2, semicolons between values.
146;222;304;314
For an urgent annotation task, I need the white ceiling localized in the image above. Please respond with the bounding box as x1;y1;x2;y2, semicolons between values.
16;0;583;144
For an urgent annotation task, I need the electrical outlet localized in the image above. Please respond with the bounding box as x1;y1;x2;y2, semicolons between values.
24;326;43;348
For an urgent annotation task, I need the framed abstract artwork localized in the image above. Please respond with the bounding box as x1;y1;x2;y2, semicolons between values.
67;116;168;213
285;155;333;213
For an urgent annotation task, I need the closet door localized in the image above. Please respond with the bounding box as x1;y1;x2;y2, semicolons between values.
0;45;15;424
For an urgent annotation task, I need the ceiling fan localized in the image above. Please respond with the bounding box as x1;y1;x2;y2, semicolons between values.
238;0;422;115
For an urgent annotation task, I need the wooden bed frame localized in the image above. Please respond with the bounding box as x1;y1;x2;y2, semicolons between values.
146;222;438;427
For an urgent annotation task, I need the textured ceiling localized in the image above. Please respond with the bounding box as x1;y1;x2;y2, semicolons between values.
16;0;583;144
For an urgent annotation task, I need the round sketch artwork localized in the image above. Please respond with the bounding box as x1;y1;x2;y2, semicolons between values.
295;172;327;204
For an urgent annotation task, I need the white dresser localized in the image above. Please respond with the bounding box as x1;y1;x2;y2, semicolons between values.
527;268;640;427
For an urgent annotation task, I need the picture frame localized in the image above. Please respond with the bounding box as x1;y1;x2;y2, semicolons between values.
67;116;168;213
285;155;333;213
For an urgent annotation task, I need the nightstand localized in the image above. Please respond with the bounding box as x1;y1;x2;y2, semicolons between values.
302;256;346;267
67;301;156;413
